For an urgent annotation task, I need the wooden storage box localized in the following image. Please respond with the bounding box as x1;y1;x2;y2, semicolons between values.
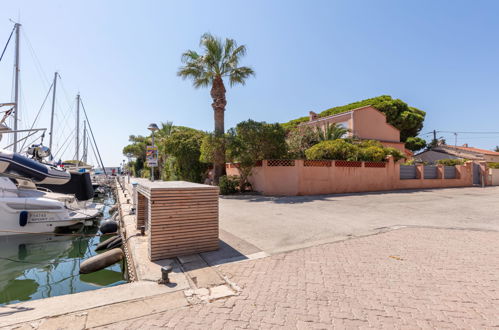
136;180;219;261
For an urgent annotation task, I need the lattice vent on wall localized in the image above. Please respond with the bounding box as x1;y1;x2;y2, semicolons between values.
364;162;387;168
335;160;362;167
267;159;295;167
304;160;332;167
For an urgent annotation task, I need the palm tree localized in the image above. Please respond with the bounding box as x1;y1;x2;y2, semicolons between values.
178;33;255;184
316;123;349;141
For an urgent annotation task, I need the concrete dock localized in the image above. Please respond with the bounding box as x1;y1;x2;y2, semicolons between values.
0;177;237;329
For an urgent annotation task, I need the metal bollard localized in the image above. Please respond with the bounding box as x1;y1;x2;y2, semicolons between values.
160;265;174;284
140;225;145;236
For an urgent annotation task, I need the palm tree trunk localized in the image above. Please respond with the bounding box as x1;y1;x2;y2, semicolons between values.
210;75;227;184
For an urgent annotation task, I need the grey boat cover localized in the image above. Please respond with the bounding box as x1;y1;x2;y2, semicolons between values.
0;149;70;185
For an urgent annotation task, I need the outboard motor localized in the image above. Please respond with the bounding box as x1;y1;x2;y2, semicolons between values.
27;144;51;162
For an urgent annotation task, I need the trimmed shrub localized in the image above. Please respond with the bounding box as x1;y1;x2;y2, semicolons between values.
384;147;406;162
305;140;359;161
358;146;386;162
488;162;499;169
219;175;239;195
436;159;465;166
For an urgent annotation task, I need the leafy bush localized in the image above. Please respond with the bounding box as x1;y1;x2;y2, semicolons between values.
488;162;499;169
227;120;287;189
358;146;386;162
286;126;319;159
305;140;360;161
405;137;427;152
219;175;239;195
305;139;406;162
163;128;208;182
436;159;465;166
384;147;406;162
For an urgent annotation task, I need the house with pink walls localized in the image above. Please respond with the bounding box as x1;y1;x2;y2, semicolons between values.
299;105;409;155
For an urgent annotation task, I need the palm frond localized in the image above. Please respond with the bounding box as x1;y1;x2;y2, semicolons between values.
229;66;255;87
179;33;254;89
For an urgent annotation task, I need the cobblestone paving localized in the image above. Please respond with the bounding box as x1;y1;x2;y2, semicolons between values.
99;228;499;329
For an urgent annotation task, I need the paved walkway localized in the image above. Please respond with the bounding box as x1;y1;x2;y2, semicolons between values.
96;228;499;329
219;186;499;255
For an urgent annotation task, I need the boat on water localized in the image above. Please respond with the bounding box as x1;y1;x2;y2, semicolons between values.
0;147;103;235
0;176;99;236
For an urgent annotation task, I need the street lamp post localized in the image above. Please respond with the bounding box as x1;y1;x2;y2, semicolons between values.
147;123;159;181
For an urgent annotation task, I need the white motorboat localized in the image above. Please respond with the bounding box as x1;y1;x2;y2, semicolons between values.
0;176;98;236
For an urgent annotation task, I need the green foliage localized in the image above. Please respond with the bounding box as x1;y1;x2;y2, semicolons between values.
405;137;427;152
163;128;208;183
282;95;426;141
281;116;309;131
305;139;406;162
227;119;287;188
219;175;239;195
436;159;465;166
494;146;499;152
305;140;360;161
488;162;499;169
286;126;319;159
384;147;406;162
200;134;225;164
358;146;386;162
316;123;349;141
177;33;255;88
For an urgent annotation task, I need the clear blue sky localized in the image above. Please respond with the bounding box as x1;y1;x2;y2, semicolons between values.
1;0;498;166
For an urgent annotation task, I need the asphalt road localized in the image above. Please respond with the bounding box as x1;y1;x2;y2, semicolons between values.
219;186;499;254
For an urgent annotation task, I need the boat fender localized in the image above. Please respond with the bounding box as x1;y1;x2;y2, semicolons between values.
79;248;124;274
95;235;119;251
106;236;123;249
19;211;28;227
99;220;119;234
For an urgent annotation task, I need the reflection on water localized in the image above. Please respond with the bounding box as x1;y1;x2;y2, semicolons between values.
0;194;126;305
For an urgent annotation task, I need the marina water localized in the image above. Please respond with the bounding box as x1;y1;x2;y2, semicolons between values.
0;193;126;305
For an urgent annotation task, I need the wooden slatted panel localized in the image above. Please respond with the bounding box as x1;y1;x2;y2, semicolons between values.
135;180;219;261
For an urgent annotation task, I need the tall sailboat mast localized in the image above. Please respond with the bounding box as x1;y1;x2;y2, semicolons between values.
49;72;58;152
75;93;80;165
13;22;21;153
82;120;87;163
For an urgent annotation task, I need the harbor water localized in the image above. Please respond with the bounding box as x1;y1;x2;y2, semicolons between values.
0;193;127;306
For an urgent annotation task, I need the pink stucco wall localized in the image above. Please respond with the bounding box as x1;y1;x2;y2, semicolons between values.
226;158;475;196
299;106;401;143
352;107;400;142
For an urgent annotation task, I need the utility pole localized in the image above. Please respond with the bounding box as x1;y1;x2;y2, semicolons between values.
49;72;58;153
83;120;87;164
13;23;21;153
433;130;437;142
76;94;80;166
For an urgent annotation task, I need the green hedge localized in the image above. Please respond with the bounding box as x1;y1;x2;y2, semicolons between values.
488;162;499;169
305;139;406;162
436;159;465;166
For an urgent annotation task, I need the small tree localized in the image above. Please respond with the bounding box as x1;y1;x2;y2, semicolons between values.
226;120;287;189
163;128;208;183
405;137;427;152
286;126;319;159
494;146;499;152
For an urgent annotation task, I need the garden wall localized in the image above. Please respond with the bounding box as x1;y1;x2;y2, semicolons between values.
226;157;476;196
489;168;499;186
